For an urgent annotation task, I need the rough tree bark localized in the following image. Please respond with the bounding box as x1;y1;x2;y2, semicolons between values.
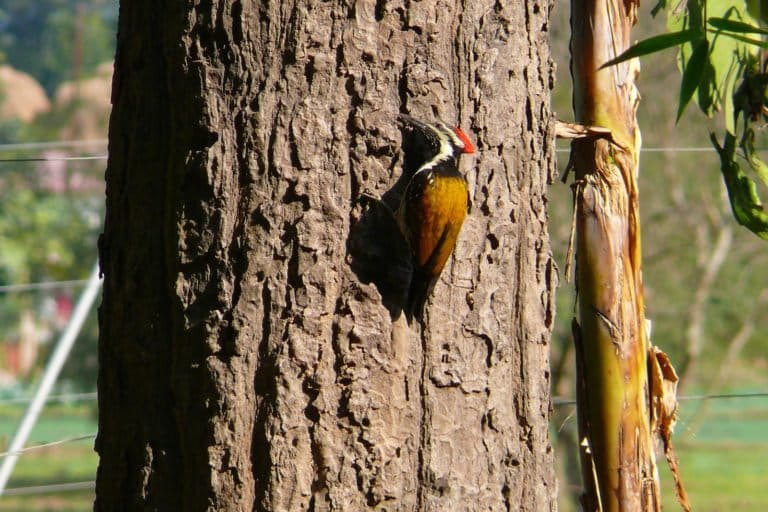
96;1;558;510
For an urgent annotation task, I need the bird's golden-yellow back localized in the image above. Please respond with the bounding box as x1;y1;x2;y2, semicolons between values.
398;174;468;279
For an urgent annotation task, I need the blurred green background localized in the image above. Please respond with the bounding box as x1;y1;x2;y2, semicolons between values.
0;1;765;510
0;0;112;510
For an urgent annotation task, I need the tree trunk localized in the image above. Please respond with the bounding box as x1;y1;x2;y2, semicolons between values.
96;1;558;510
569;1;663;511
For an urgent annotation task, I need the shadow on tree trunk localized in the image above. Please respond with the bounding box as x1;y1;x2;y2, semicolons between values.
347;174;411;320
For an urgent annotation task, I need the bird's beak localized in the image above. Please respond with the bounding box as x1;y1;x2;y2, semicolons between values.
397;113;431;131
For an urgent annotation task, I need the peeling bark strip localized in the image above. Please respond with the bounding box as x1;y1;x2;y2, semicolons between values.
569;1;683;511
97;1;557;510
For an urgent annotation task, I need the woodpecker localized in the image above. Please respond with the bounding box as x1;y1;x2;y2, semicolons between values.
396;114;475;318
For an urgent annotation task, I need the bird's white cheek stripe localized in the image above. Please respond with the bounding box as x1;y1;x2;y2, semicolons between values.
415;134;453;174
446;129;464;150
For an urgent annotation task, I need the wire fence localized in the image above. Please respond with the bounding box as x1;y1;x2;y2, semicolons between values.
0;137;758;162
0;155;107;163
0;137;757;154
0;392;97;406
0;389;760;410
0;279;90;294
0;389;763;410
0;389;764;498
552;390;768;407
554;146;730;153
2;480;95;496
0;435;96;460
0;140;107;152
0;140;756;166
0;390;761;461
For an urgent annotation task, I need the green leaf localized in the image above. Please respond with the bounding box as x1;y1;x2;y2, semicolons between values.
677;38;710;121
709;29;768;48
708;17;768;36
713;133;768;240
719;57;742;134
600;29;703;69
750;155;768;188
723;164;768;240
741;127;768;187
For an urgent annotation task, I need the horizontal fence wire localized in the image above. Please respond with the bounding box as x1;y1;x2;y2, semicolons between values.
0;145;756;164
0;144;757;163
0;392;97;406
0;391;759;410
0;136;763;156
0;394;759;456
0;155;107;163
0;140;107;152
0;139;753;154
553;390;768;407
2;480;95;496
0;391;760;494
0;279;90;294
554;146;730;153
0;435;96;460
3;390;763;410
0;148;755;162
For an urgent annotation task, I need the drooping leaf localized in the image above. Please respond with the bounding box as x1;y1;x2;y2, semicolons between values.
708;17;768;36
722;165;768;239
749;155;768;188
600;29;703;69
741;127;768;187
677;38;710;121
712;133;768;240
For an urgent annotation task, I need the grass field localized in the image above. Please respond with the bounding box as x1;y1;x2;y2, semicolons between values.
556;393;768;512
661;441;768;511
659;396;768;512
0;396;765;510
0;404;96;512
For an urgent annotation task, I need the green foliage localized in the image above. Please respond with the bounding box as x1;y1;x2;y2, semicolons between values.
0;0;111;393
0;406;97;510
659;398;768;511
712;132;768;239
600;29;703;68
0;0;117;95
668;4;747;120
709;15;768;35
672;2;768;239
678;37;710;120
0;170;102;388
603;1;768;240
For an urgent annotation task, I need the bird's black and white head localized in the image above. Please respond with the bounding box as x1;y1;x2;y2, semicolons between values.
399;114;475;176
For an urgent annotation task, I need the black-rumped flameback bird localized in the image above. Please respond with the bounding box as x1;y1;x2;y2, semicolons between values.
396;114;475;319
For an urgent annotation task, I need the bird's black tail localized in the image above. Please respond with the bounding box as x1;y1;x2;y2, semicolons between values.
406;269;436;322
